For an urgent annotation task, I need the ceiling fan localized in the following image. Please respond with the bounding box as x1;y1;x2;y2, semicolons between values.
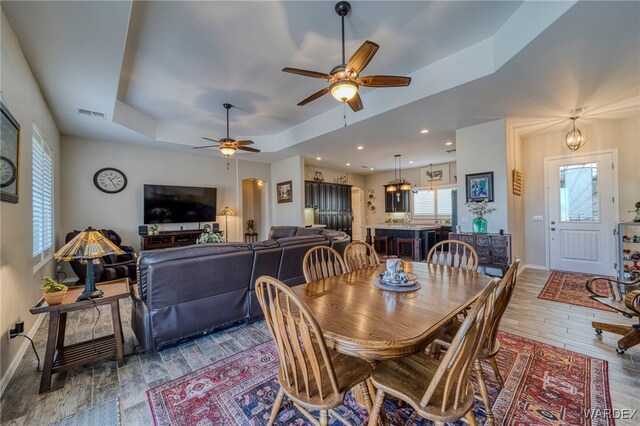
282;1;411;112
194;103;260;157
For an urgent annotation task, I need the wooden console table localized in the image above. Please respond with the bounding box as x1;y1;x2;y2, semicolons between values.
449;232;512;275
30;279;130;393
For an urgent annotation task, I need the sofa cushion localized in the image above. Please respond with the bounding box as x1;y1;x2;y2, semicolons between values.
268;226;298;240
295;227;324;237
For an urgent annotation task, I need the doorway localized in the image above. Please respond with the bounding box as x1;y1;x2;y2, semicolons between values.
351;187;363;241
242;178;267;241
545;151;617;275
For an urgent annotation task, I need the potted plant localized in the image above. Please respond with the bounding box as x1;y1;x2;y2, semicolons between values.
466;198;496;234
41;276;68;305
197;231;226;244
149;224;159;235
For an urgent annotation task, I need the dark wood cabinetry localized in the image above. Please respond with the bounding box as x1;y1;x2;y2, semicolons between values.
141;230;206;250
304;181;353;236
383;185;410;212
449;232;511;275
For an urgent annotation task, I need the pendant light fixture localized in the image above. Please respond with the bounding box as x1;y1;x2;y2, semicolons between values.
428;163;435;194
387;154;411;197
565;116;587;151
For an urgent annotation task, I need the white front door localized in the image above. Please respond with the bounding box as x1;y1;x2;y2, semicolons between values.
546;152;616;275
352;188;363;241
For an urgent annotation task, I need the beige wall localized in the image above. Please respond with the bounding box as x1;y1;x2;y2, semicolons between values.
271;156;304;226
0;11;61;386
60;136;271;251
506;121;525;262
363;162;456;225
520;115;640;267
303;165;366;190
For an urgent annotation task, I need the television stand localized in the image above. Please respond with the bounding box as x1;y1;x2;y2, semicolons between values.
142;230;205;250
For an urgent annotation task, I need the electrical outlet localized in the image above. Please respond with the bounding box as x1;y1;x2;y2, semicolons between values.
532;215;544;222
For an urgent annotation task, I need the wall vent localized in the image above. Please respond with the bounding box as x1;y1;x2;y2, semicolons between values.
569;105;590;116
77;108;106;120
446;148;457;153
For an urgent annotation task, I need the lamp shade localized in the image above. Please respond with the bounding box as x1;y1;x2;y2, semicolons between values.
220;146;236;157
219;206;236;217
330;80;358;102
54;228;124;261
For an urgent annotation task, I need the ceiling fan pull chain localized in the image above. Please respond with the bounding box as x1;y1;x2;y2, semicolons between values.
343;102;347;127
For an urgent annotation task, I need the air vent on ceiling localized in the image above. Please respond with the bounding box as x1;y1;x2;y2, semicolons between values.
446;148;457;153
360;166;369;169
77;108;106;120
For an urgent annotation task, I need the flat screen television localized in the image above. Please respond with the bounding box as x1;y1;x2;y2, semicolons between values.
144;184;217;224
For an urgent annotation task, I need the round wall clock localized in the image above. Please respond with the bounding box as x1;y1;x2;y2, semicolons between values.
93;167;127;194
0;156;17;188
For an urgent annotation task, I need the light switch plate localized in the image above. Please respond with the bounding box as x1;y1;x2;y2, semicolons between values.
533;215;544;222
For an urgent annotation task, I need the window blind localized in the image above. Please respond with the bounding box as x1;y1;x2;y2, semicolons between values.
436;188;453;216
32;126;53;267
413;190;435;217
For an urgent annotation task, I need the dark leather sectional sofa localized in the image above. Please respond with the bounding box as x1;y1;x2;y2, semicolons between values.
131;226;349;351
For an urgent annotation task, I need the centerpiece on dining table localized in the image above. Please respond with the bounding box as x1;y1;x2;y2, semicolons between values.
376;258;421;291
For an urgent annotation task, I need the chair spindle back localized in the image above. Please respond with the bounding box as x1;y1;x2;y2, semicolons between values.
344;241;380;272
303;246;348;283
426;240;479;271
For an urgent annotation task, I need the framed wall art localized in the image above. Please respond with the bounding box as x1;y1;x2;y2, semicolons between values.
277;180;293;204
1;102;20;203
420;163;450;186
465;171;494;202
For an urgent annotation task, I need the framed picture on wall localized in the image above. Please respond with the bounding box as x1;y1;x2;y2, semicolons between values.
465;172;494;202
1;102;21;203
277;180;293;204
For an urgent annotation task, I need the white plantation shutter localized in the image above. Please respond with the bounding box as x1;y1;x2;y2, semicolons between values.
32;125;54;268
413;190;435;217
436;188;453;217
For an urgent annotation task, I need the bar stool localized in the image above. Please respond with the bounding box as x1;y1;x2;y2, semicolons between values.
396;238;419;259
373;236;392;255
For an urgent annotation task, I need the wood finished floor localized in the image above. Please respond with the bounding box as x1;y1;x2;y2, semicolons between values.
1;268;639;425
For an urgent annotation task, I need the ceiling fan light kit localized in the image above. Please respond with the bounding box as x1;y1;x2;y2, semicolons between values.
282;1;411;112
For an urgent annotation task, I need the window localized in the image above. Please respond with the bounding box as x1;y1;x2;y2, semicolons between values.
32;125;53;269
413;187;455;219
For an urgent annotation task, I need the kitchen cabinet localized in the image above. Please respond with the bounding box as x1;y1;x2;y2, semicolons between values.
304;181;353;237
383;185;410;213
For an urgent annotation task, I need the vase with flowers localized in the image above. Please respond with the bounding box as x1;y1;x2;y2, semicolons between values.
466;198;495;234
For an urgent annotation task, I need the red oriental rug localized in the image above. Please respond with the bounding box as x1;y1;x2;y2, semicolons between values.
147;331;613;426
538;271;615;312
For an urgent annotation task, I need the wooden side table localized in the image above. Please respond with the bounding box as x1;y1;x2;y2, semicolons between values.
30;279;130;393
244;232;258;243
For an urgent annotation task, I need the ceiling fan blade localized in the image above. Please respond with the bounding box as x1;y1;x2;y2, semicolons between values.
357;75;411;87
238;146;261;153
346;41;379;74
201;137;220;143
282;67;330;80
298;87;330;106
193;144;220;150
235;140;254;145
347;92;363;112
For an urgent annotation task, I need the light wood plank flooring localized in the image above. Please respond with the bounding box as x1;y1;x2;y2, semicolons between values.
1;268;638;425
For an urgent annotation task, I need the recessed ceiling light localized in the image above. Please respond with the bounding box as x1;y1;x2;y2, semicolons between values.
420;129;429;134
346;163;351;166
369;167;374;171
357;145;364;150
409;160;414;164
316;157;322;160
445;141;453;146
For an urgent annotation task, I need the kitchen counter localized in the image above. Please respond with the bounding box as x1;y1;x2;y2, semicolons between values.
363;224;439;231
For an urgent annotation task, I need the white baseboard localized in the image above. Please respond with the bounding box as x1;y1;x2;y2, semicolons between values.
0;313;45;397
521;264;549;272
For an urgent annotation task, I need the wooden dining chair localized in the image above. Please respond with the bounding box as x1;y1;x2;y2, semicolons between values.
367;276;501;426
303;246;348;283
426;240;479;271
344;240;380;272
430;259;520;426
255;276;373;426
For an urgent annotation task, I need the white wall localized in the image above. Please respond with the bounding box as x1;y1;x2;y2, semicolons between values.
456;120;509;233
270;156;304;226
506;121;525;262
0;10;61;386
60;136;271;250
520;115;640;267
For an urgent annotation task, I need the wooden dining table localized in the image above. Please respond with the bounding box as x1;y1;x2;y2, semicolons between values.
290;261;494;361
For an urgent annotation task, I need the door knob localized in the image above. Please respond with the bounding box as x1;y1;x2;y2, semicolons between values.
551;221;556;225
551;227;556;231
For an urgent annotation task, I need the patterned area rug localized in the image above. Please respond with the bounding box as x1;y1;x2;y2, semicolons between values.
147;332;613;426
538;271;615;312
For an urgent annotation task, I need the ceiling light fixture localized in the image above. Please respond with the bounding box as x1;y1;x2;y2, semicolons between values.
445;141;453;146
409;160;414;164
316;157;322;160
420;129;429;134
346;163;351;166
565;116;587;151
330;80;358;102
427;163;435;194
387;154;412;198
220;146;236;157
357;145;364;150
370;167;374;171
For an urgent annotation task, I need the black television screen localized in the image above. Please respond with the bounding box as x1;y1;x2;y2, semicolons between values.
144;184;217;224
